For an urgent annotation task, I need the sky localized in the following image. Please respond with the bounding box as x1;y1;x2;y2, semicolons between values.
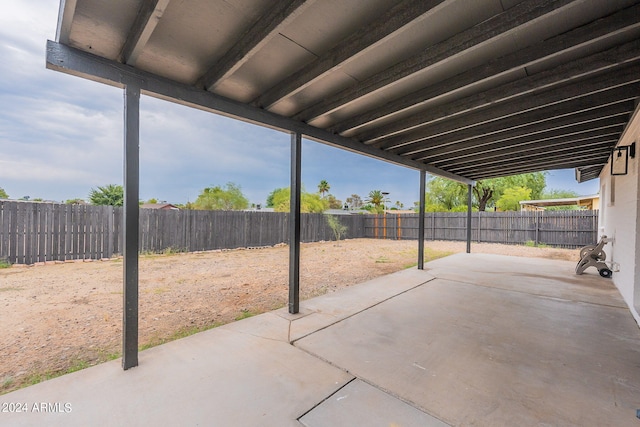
0;2;600;208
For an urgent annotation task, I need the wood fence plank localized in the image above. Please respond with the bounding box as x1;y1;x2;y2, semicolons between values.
0;202;599;263
0;202;8;261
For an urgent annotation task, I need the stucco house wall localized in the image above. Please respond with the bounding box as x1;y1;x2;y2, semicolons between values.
599;105;640;325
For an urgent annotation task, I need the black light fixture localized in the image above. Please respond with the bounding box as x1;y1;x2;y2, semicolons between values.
381;191;390;211
611;142;635;176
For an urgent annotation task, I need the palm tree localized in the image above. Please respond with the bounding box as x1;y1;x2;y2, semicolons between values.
366;190;384;212
318;180;330;198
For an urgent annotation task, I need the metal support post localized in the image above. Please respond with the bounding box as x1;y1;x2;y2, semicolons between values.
466;184;472;254
418;170;426;269
289;132;301;314
123;84;140;370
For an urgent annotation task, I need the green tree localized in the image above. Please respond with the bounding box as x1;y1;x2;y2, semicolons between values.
318;180;330;198
345;194;363;210
425;177;467;211
474;173;546;211
365;190;385;213
89;184;124;206
270;187;328;213
298;191;328;213
325;194;343;209
421;172;547;212
266;187;284;208
472;181;494;212
193;182;249;211
0;187;8;199
496;186;532;211
413;200;448;212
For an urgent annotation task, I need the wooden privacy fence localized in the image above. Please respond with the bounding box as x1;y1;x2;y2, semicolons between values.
0;201;116;265
0;201;598;264
0;201;364;265
364;210;598;249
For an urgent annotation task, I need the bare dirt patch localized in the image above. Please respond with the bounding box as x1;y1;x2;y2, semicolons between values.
0;239;577;394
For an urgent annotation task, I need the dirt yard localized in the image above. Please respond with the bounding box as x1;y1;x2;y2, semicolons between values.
0;239;577;394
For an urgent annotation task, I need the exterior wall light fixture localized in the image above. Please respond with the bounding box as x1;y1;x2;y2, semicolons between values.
611;142;635;176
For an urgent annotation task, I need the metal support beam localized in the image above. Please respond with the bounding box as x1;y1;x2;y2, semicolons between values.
123;84;140;370
45;40;473;185
418;170;426;270
289;132;302;314
466;184;472;254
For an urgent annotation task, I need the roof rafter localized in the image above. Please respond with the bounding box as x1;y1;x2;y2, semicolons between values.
414;105;632;161
365;40;640;146
464;152;611;178
293;0;576;123
405;97;634;158
330;4;640;136
253;0;447;109
376;68;640;152
119;0;171;65
453;145;611;173
446;132;619;171
199;0;314;91
431;127;623;168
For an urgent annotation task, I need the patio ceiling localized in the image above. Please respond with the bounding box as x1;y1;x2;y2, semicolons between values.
49;0;640;183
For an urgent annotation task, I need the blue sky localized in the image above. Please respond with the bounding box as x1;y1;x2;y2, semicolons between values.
0;2;600;208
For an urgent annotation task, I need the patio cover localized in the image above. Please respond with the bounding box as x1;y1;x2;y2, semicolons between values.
48;0;640;183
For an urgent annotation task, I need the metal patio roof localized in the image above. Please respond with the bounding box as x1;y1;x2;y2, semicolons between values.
49;0;640;184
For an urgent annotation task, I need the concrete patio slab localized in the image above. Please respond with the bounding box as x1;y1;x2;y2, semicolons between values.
424;253;627;307
1;254;639;426
296;254;640;426
299;379;448;427
0;326;353;427
279;268;435;342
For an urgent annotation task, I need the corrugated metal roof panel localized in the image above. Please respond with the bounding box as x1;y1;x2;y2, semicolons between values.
50;0;640;183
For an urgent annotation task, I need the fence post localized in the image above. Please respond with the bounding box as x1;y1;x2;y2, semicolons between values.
107;205;114;258
535;211;540;246
374;216;378;238
383;214;387;239
431;212;435;240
